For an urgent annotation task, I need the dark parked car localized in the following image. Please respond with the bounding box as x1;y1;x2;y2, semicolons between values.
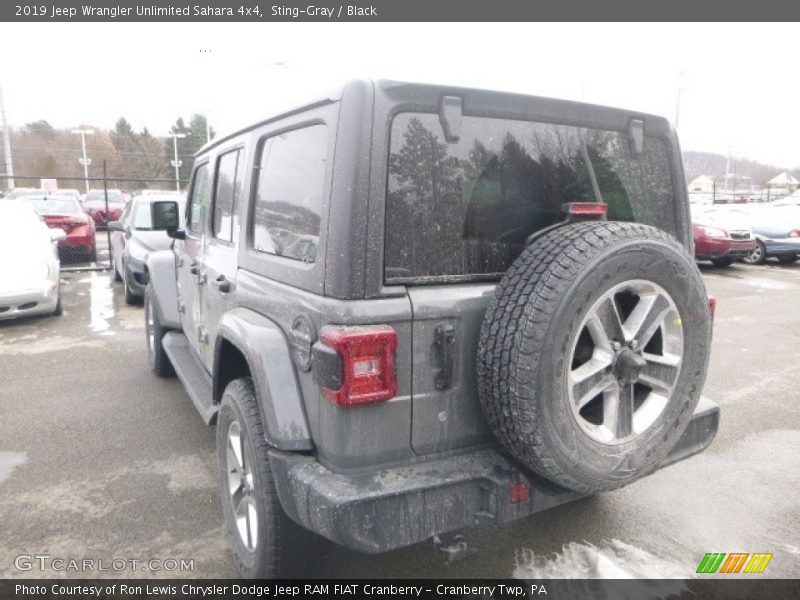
143;80;718;578
20;194;97;261
83;189;128;228
743;205;800;264
108;193;185;304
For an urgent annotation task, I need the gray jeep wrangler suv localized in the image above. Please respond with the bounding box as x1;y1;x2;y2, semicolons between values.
144;80;719;578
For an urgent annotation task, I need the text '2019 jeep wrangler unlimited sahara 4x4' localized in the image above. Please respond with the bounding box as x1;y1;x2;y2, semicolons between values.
144;80;719;578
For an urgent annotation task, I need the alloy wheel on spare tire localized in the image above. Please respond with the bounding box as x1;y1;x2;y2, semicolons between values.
477;221;711;494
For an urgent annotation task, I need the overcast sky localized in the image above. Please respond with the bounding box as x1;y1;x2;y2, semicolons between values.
1;22;798;168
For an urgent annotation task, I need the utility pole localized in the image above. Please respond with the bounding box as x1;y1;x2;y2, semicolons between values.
674;71;685;130
170;131;188;191
71;128;95;193
0;83;14;190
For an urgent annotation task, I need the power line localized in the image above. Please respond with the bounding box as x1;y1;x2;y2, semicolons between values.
8;144;195;159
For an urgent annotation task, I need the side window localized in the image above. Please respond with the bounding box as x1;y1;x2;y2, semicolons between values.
212;149;242;242
187;163;211;234
252;124;327;263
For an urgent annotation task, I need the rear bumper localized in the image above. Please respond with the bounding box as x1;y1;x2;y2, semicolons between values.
270;396;720;554
60;232;95;252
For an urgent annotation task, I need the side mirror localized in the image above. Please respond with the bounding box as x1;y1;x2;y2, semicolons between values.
49;228;67;242
107;220;124;232
151;200;181;231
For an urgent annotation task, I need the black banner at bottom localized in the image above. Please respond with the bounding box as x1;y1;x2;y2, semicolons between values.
2;579;799;600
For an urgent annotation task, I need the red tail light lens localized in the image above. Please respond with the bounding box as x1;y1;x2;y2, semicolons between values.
510;481;531;504
316;325;397;406
564;202;608;216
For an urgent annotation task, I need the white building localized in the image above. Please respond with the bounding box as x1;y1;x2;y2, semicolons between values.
768;172;799;191
688;175;715;193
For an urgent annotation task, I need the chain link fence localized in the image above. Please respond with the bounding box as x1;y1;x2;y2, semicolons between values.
1;168;186;271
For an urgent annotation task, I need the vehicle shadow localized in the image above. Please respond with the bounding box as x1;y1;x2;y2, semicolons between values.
319;494;606;578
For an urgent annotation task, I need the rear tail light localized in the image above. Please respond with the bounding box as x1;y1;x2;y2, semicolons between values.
789;229;800;238
564;202;608;216
313;325;398;406
708;296;717;335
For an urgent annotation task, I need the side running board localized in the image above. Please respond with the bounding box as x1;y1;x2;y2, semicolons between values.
162;332;217;424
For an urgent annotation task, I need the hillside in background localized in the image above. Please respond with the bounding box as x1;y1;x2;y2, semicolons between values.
683;151;800;187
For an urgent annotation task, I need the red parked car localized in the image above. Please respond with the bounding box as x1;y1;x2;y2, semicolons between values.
23;195;97;261
82;189;128;228
692;221;756;267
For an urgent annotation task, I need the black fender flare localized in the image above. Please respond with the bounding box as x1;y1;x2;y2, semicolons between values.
145;250;180;328
214;308;313;451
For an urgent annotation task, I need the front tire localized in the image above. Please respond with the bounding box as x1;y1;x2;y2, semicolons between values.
743;240;767;265
123;264;139;305
52;291;62;317
217;378;324;579
111;248;122;282
711;257;735;267
144;286;174;377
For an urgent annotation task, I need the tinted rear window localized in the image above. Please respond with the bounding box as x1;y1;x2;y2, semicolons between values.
385;113;677;283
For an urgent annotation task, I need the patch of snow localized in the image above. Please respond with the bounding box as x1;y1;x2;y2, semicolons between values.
88;273;115;334
0;452;28;484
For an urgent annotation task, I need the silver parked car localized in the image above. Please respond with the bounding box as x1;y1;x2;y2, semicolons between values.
0;201;64;319
742;204;800;264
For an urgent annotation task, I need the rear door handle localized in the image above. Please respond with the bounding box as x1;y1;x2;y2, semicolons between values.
213;275;231;293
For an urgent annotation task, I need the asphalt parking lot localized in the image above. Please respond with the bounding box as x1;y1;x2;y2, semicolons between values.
1;258;799;579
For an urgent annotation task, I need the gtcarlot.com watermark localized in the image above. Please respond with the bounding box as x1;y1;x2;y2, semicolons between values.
14;554;194;573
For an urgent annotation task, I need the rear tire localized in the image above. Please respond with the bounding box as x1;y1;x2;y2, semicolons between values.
217;378;327;579
478;221;711;494
144;286;174;377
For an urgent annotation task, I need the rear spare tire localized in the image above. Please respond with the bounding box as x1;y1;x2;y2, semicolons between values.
477;221;711;494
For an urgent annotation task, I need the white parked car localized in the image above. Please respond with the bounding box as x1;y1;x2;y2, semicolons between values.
0;201;64;320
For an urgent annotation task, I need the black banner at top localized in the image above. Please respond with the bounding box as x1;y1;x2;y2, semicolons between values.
1;0;800;22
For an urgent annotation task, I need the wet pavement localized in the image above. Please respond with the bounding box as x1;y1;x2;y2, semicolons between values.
0;259;798;579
